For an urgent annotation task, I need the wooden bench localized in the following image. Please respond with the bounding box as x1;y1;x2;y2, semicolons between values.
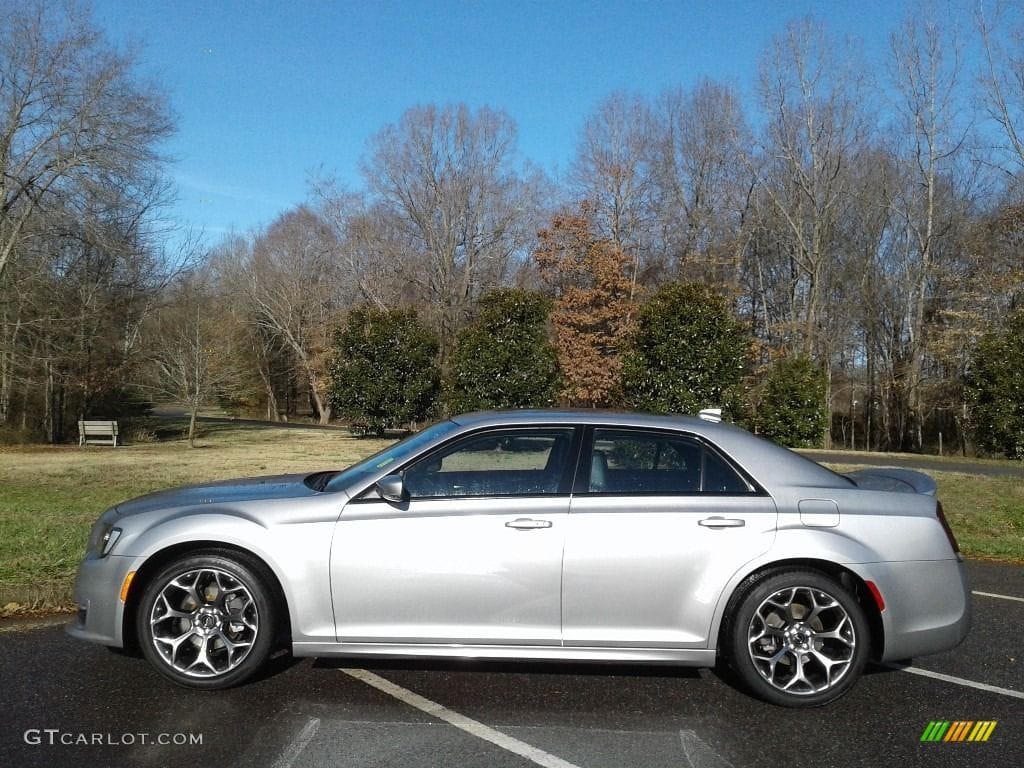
78;420;119;447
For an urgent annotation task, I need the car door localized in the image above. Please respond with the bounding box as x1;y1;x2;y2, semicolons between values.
562;426;777;648
331;426;579;646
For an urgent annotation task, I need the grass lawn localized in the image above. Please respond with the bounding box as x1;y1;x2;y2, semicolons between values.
0;423;1020;616
933;474;1024;560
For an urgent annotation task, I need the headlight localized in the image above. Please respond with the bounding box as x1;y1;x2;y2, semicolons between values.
86;517;122;558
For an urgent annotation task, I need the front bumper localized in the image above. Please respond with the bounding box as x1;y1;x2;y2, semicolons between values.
65;554;139;647
860;558;971;661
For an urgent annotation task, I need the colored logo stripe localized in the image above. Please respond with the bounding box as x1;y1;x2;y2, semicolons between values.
921;721;996;743
945;721;973;741
968;721;997;742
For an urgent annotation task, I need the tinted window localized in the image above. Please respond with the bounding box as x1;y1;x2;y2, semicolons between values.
702;449;750;493
404;428;575;498
589;429;749;494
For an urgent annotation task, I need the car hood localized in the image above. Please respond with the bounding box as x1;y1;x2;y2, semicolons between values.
844;467;937;496
112;473;320;517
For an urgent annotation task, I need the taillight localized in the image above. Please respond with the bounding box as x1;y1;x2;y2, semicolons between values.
935;501;960;555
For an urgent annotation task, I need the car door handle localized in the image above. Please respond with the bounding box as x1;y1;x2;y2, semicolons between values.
698;516;746;528
505;518;553;530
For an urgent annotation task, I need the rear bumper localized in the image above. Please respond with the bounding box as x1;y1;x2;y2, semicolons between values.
860;558;971;661
65;554;137;647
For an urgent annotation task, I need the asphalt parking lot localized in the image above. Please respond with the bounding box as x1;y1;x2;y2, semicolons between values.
1;560;1020;768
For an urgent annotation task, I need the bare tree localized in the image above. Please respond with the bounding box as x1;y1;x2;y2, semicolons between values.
571;92;655;288
755;18;872;446
0;1;172;282
839;146;901;450
243;207;344;424
649;80;755;287
977;1;1024;184
361;104;540;359
757;19;870;350
888;6;970;449
0;188;184;441
205;239;291;422
146;275;232;446
310;178;411;310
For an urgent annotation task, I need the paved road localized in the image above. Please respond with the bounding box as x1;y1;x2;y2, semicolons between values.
1;561;1020;768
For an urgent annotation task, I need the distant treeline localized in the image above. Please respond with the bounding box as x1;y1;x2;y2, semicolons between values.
2;3;1023;455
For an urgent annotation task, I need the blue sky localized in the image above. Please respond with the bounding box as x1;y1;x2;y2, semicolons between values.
92;0;976;244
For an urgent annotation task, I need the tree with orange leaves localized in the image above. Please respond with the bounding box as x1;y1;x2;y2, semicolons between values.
534;202;635;407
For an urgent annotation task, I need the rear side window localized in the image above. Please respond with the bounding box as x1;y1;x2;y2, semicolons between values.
589;429;750;494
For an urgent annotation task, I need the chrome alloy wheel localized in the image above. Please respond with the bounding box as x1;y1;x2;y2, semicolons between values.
746;585;856;695
149;567;259;678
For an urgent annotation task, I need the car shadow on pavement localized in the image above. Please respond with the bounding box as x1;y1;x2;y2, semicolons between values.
249;648;306;683
312;656;702;680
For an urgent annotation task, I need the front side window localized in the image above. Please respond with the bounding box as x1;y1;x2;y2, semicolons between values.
404;428;575;498
589;429;749;494
322;419;461;493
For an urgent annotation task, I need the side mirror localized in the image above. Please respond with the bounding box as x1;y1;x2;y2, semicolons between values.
375;473;406;502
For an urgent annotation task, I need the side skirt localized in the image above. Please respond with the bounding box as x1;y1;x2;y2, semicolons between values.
291;641;716;666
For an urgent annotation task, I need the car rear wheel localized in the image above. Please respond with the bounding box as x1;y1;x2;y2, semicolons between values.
137;551;276;689
726;570;869;707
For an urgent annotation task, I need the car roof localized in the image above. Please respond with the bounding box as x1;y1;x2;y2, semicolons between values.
451;408;713;430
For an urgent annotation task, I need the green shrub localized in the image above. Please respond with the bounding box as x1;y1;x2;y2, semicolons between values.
619;283;749;415
968;311;1024;459
446;289;560;413
329;308;440;435
755;356;828;448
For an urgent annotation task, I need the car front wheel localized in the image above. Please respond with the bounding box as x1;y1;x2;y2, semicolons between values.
137;551;276;689
726;570;869;707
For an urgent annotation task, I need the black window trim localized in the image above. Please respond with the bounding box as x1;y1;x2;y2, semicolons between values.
572;424;767;497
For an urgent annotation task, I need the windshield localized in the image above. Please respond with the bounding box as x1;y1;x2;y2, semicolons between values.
322;420;461;493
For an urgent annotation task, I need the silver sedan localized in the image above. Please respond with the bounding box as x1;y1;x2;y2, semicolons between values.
69;410;970;706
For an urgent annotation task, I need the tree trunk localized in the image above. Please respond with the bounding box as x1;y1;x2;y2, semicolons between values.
259;365;278;422
822;356;833;449
44;360;54;443
307;368;332;425
188;407;197;448
866;328;875;453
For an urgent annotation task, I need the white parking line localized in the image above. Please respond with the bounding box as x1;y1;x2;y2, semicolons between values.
972;590;1024;603
680;730;736;768
271;717;320;768
341;668;583;768
893;665;1024;700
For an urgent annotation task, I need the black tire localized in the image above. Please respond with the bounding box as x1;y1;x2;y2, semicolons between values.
136;551;277;689
725;569;869;707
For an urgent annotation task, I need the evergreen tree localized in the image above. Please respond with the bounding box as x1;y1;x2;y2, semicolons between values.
446;290;560;413
755;357;829;448
620;283;749;415
968;311;1024;459
329;308;440;435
